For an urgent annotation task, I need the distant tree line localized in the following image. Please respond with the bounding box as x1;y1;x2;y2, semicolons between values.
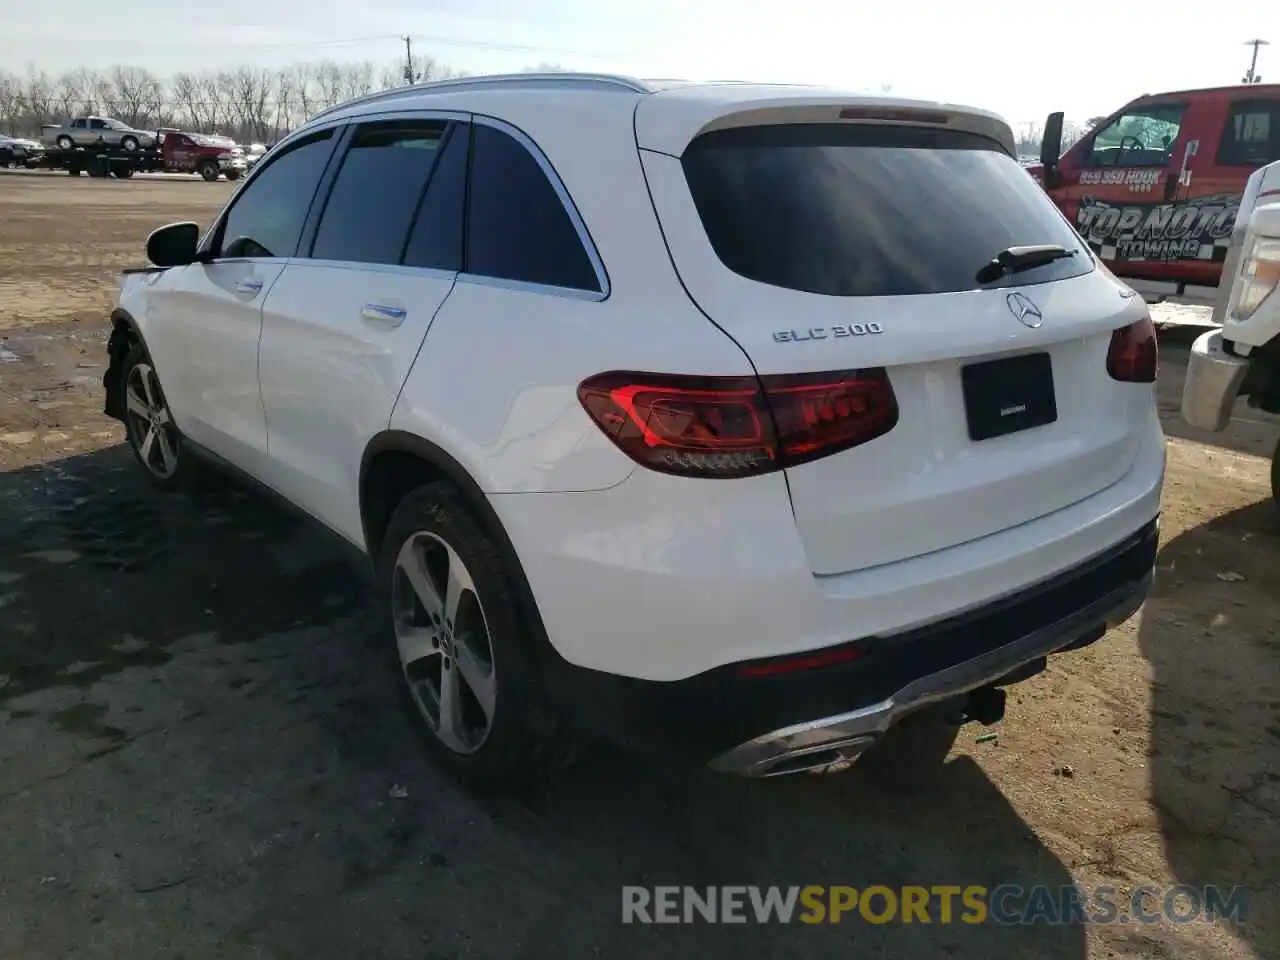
1;59;1095;152
0;56;566;144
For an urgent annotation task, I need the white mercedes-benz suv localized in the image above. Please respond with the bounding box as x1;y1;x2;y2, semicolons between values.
103;73;1165;785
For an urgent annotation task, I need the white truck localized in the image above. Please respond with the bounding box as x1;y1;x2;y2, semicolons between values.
1181;158;1280;502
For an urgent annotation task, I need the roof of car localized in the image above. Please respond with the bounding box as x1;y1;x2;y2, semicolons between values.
302;72;1016;156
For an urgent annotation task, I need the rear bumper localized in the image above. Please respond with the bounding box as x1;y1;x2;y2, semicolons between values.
1182;330;1249;431
543;518;1158;774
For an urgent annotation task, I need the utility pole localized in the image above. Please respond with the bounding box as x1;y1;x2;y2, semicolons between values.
402;35;416;85
1243;38;1268;84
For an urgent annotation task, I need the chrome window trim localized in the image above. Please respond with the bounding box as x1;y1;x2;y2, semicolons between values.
465;113;610;300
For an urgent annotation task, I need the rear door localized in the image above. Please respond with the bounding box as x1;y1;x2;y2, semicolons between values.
641;115;1153;576
256;116;467;544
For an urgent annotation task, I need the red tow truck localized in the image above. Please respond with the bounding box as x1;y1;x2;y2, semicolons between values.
39;128;247;181
1030;84;1280;299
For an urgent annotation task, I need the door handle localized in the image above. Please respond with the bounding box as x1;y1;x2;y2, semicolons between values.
361;303;407;327
235;279;263;295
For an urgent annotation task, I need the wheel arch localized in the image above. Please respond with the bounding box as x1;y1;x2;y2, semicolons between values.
359;430;558;664
104;308;147;421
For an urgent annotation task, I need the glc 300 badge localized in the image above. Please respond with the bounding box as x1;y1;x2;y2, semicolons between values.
772;323;883;343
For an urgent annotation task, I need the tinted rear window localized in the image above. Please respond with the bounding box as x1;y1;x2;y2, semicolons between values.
681;124;1091;297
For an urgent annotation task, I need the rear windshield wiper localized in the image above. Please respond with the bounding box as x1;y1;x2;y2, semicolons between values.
975;244;1077;284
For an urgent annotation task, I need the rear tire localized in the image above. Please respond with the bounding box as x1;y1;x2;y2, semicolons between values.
378;482;579;792
55;135;73;151
121;135;139;152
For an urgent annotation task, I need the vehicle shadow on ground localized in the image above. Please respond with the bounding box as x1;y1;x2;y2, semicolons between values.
0;446;1086;959
1138;500;1280;957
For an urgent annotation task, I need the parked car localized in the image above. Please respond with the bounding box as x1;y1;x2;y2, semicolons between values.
244;143;268;168
1180;156;1280;502
41;116;157;152
1028;84;1280;298
0;133;44;167
157;129;246;180
101;74;1164;787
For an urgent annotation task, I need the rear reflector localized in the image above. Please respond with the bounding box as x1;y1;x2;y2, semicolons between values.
738;642;866;678
578;369;898;479
1106;316;1158;383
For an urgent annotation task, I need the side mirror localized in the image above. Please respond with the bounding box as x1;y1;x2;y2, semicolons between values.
1040;111;1064;168
146;221;200;267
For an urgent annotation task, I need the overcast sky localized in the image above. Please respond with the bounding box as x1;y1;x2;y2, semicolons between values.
0;0;1274;126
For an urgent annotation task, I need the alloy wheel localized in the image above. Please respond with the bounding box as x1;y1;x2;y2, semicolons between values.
125;362;179;480
392;531;497;754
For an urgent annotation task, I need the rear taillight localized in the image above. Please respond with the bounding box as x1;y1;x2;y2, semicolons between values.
1106;317;1158;383
577;369;898;479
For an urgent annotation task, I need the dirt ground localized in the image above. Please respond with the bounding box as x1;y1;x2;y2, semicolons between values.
0;170;1277;960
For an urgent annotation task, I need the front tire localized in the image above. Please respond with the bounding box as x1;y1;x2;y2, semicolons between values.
199;160;219;182
121;135;139;152
120;343;191;488
379;483;576;790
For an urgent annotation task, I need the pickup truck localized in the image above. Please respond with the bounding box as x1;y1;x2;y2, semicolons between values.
1180;157;1280;502
41;116;157;152
156;129;247;180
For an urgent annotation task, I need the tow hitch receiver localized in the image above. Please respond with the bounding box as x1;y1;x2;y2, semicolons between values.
945;685;1008;727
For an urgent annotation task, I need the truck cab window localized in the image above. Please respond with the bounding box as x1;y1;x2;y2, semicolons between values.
1086;104;1185;168
1218;101;1280;166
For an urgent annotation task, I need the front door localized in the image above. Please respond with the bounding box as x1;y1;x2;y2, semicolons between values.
141;127;341;475
1057;99;1193;283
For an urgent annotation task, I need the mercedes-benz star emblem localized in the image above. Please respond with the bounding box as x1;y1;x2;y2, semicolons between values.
1006;292;1043;329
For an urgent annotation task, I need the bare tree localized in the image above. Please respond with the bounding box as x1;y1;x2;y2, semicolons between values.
270;68;296;142
290;62;315;123
109;65;158;125
196;71;224;131
23;66;55;124
0;71;21;132
338;61;376;101
314;60;345;108
91;71;118;116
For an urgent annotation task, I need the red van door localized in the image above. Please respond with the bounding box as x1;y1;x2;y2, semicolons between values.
1052;97;1208;284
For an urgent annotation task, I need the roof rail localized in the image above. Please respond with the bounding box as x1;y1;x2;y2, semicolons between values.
308;73;653;123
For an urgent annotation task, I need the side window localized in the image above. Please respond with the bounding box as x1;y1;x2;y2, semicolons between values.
466;123;599;292
1086;103;1185;167
71;119;86;130
90;119;108;131
403;123;469;271
217;129;337;260
1218;100;1280;166
310;120;449;266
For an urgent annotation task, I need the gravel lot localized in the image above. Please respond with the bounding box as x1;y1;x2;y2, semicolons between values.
0;171;1277;960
